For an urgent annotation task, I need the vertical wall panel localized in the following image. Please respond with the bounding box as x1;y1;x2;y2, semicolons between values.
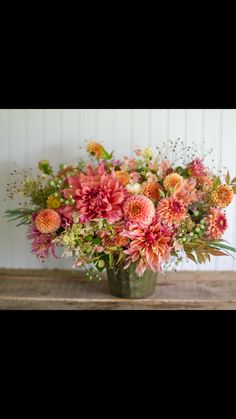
1;109;236;271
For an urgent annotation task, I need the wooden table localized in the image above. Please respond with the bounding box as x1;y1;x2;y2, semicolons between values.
1;268;236;309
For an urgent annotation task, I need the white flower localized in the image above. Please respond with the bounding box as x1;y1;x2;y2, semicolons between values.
126;183;142;194
142;147;153;160
173;240;183;251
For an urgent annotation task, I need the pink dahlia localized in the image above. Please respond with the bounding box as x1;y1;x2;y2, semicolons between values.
122;217;173;276
187;158;206;177
28;224;59;261
123;195;155;227
205;207;228;239
156;196;187;226
66;171;127;223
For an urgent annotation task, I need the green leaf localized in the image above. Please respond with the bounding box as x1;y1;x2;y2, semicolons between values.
159;189;166;198
209;242;236;253
232;185;236;194
230;177;236;184
92;237;101;245
213;176;221;190
84;235;93;242
225;170;230;185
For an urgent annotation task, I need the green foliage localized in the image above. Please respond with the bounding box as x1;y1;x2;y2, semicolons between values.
4;208;35;227
175;166;190;178
38;160;53;176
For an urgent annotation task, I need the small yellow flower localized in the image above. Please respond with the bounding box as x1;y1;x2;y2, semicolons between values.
47;195;62;209
142;147;153;160
211;184;233;208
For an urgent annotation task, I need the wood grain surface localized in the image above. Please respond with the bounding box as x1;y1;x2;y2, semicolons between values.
1;269;236;310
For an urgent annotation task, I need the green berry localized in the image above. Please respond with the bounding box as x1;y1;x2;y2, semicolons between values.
200;219;205;224
182;238;187;242
49;181;55;187
200;224;205;230
195;227;200;233
189;232;194;237
193;210;199;217
54;192;59;197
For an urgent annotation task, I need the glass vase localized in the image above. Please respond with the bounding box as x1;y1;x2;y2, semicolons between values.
107;263;157;299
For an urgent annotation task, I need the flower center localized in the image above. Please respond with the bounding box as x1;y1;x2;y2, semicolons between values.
132;204;141;215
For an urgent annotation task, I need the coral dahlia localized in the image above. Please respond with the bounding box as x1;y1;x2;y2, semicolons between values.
205;207;228;239
123;218;173;276
175;178;198;205
35;209;61;234
156;196;187;226
71;172;126;223
123;195;156;227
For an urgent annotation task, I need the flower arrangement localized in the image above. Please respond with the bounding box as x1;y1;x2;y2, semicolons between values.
5;139;236;281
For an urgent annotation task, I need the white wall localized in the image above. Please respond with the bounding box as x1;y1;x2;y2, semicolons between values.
1;109;236;270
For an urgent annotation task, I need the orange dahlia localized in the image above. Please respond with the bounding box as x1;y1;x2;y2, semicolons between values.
156;196;187;226
211;184;233;208
35;209;61;234
87;141;110;160
141;181;161;202
163;173;184;194
197;175;213;192
123;195;156;227
205;207;228;239
115;170;130;186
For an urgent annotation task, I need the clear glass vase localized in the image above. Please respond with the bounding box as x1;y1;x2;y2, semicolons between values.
107;262;157;299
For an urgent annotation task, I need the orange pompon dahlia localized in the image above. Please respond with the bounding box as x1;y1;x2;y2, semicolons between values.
123;195;156;227
87;141;111;160
115;170;130;185
205;207;228;239
163;173;184;194
156;196;187;226
35;209;61;234
47;194;62;209
211;184;234;208
141;181;161;202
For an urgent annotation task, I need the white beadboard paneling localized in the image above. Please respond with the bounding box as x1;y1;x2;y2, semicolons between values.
0;110;10;267
1;109;236;270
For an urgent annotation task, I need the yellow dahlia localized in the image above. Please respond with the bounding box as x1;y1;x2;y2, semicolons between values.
115;170;130;186
163;173;184;194
211;184;233;208
35;209;61;234
47;195;62;209
141;181;161;201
